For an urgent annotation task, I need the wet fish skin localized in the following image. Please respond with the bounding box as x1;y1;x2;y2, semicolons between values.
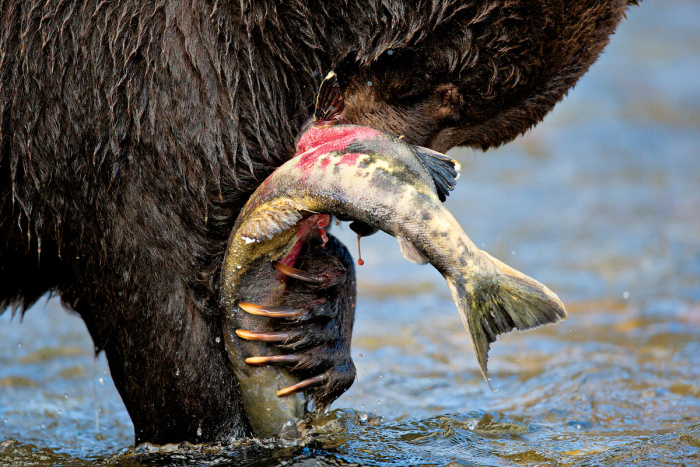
220;72;565;437
221;127;563;436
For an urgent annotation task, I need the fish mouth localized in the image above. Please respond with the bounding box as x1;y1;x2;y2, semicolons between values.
275;214;331;269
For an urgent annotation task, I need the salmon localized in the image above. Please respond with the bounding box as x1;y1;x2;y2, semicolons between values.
221;72;566;437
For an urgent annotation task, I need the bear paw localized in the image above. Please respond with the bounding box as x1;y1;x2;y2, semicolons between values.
233;235;357;410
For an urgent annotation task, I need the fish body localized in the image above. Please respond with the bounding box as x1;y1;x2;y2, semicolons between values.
230;135;566;380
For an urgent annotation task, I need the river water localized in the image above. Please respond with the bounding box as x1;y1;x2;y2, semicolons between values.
1;1;699;465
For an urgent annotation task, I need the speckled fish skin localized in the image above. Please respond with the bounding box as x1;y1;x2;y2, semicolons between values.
221;73;566;438
227;120;567;389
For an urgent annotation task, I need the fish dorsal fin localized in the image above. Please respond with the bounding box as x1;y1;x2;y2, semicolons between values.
397;236;429;265
314;71;345;123
238;199;311;243
414;146;461;202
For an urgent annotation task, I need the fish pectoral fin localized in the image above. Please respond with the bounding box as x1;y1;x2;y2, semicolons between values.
447;253;567;387
413;146;461;202
397;236;428;265
313;71;345;123
238;199;310;242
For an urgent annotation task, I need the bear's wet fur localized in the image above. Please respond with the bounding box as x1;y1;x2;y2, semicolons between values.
1;0;638;444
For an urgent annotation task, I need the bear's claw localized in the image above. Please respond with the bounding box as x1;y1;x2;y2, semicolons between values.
245;354;300;365
234;329;291;342
238;302;304;318
274;261;346;289
273;262;325;284
276;373;329;397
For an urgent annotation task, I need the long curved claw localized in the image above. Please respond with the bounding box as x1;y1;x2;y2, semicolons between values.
238;302;304;319
277;373;329;397
245;355;300;365
235;329;290;342
273;262;325;284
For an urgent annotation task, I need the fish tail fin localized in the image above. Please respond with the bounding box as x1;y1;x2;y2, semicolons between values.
413;146;461;202
447;252;566;387
314;71;345;123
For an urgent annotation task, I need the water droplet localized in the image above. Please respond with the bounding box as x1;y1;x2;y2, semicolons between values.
64;394;68;399
387;49;393;56
175;369;180;376
236;265;242;269
312;70;318;77
511;250;516;256
516;358;520;362
576;424;581;430
366;81;373;87
98;407;103;413
17;342;22;349
3;419;7;424
197;426;202;437
623;291;630;300
99;378;104;385
57;410;62;414
215;337;221;343
359;413;369;422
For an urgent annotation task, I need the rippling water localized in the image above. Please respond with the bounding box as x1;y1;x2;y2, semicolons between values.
2;1;699;465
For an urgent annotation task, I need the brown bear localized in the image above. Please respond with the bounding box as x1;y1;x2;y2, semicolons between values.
0;0;639;444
